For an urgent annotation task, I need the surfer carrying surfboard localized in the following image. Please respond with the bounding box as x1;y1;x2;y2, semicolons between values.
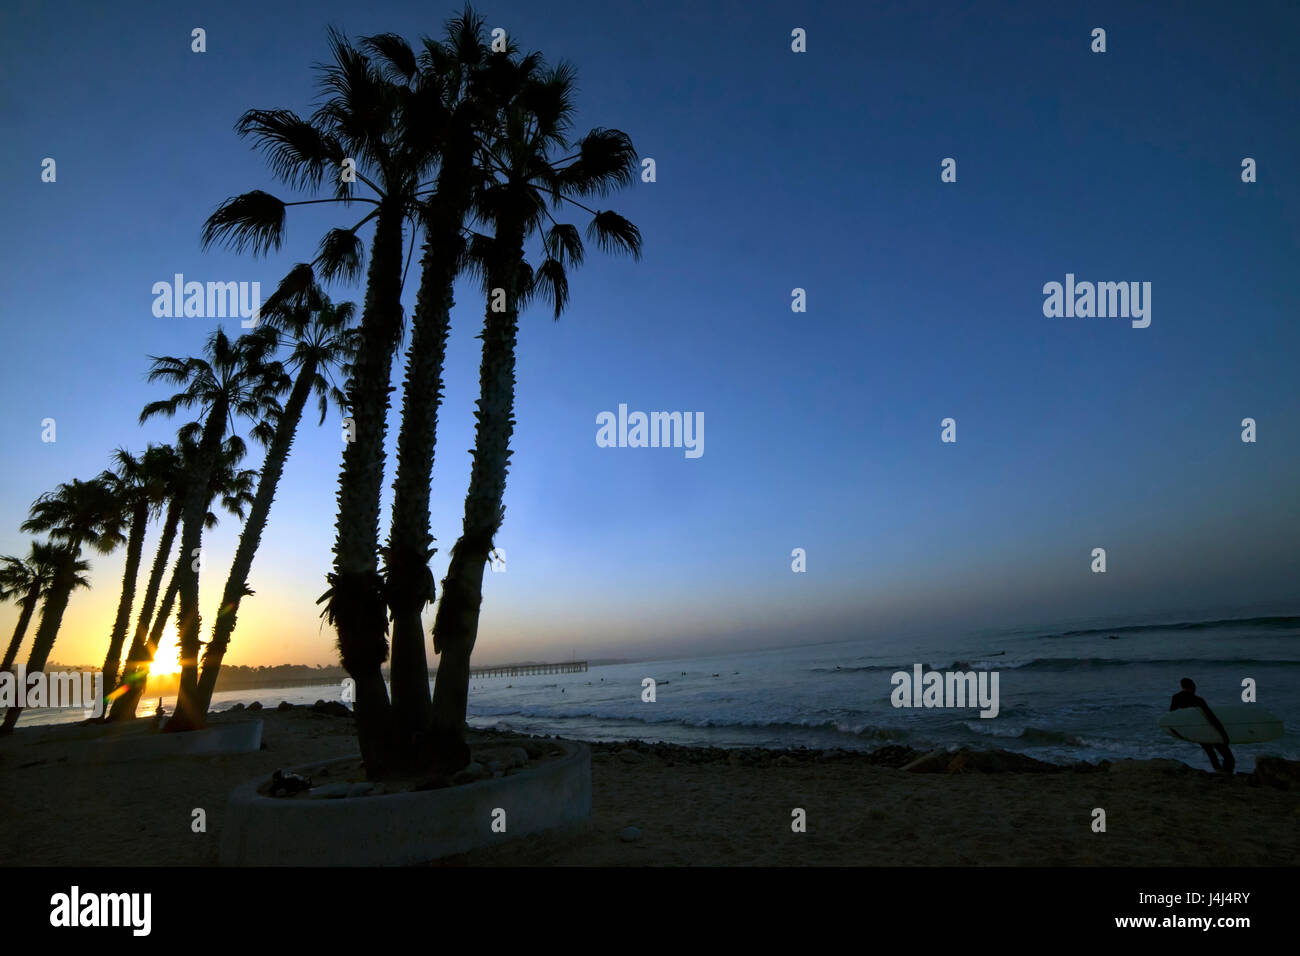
1170;678;1235;774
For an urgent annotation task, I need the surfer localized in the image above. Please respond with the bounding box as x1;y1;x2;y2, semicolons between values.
1170;678;1235;774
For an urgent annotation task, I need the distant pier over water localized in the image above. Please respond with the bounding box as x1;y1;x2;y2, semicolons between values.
465;661;588;679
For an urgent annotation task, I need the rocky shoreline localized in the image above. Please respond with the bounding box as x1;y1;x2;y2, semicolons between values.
220;701;1300;788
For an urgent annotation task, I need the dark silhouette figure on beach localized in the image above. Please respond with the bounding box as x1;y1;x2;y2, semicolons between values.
1170;678;1234;774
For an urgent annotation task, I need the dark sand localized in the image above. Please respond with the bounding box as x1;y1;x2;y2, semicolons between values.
1;707;1296;866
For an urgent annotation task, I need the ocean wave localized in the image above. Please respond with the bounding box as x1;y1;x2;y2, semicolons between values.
1007;656;1300;672
1037;615;1300;641
467;706;912;740
960;722;1087;747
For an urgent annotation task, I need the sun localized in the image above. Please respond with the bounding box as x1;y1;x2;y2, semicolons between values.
151;630;182;677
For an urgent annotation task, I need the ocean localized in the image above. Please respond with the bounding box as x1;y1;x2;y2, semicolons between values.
18;613;1300;772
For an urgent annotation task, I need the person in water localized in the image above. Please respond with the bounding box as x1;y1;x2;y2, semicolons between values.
1170;678;1234;774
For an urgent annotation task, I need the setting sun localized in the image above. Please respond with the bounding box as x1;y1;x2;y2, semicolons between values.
150;631;182;677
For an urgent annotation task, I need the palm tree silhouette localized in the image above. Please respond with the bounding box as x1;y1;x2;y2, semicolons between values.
0;542;86;675
203;30;434;770
193;267;358;715
428;51;642;767
138;329;281;731
97;445;173;693
2;479;122;733
361;13;500;754
109;437;256;722
106;442;184;719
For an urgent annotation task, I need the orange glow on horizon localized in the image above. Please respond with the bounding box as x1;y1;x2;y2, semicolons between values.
150;630;182;676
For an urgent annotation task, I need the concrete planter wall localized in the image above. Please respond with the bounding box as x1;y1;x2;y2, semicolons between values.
86;719;263;763
219;739;591;866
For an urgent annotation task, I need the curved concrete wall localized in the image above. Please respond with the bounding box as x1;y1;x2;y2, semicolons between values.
219;739;591;865
87;719;263;763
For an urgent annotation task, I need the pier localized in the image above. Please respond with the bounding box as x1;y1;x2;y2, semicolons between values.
464;661;588;679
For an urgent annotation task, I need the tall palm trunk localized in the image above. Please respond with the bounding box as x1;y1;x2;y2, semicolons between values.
194;365;316;716
108;500;180;720
430;226;525;770
101;500;149;693
110;550;181;722
330;205;405;775
387;206;465;748
1;584;41;673
163;411;227;732
1;545;82;734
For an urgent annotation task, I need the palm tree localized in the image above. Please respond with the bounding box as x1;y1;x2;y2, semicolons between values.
203;30;434;772
105;442;184;718
193;267;357;716
360;15;498;752
0;542;84;674
138;329;281;731
2;479;123;733
97;446;173;693
428;54;643;768
109;438;257;722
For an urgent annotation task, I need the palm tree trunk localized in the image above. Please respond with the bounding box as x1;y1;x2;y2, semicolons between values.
330;205;405;776
387;223;461;749
1;546;82;734
1;587;40;673
110;500;180;716
109;550;181;722
430;231;524;770
163;411;227;733
194;365;316;716
101;501;149;694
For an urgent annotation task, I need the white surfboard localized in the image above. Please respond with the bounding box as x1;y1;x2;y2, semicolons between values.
1159;704;1284;744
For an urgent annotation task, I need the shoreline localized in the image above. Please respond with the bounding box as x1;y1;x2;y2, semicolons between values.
2;706;1297;866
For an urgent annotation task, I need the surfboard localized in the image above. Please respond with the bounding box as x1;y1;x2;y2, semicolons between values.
1159;704;1284;744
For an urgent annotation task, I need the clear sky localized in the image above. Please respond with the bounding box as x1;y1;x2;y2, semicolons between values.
1;0;1297;669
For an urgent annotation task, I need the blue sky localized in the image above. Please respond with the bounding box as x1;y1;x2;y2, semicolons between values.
0;0;1297;667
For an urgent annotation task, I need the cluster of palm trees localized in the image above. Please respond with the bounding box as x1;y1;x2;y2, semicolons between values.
1;9;642;779
1;281;355;734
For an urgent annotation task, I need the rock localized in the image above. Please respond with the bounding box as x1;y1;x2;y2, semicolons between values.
268;768;313;798
451;762;489;786
227;703;245;712
1108;758;1190;774
900;750;952;773
413;774;450;791
303;783;352;799
347;782;376;797
247;701;263;711
945;748;1059;774
1253;755;1300;789
867;745;923;768
521;741;545;760
506;747;528;768
619;826;641;842
311;700;352;718
276;701;294;711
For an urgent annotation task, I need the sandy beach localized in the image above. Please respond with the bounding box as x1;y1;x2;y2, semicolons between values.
2;705;1296;867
